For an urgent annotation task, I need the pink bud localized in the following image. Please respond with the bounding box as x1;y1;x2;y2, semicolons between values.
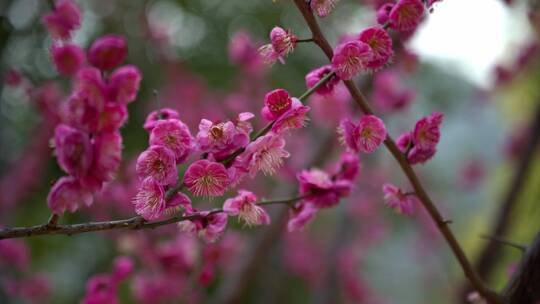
51;43;85;76
88;35;128;71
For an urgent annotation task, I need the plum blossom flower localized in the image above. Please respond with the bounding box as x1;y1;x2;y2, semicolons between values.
61;92;102;133
297;169;351;208
42;0;81;40
389;0;425;32
107;65;142;104
271;98;310;134
238;133;290;176
412;112;444;150
178;209;228;243
270;27;297;57
338;115;387;153
47;177;93;214
305;65;340;96
143;108;180;132
97;103;128;133
150;119;193;163
82;274;118;304
310;0;340;18
136;145;178;186
133;178;166;220
376;3;394;25
223;190;270;226
382;183;415;215
331;40;372;80
183;160;230;197
287;201;318;232
54;124;92;177
50;43;85;76
89;132;122;183
358;26;393;70
396;132;437;165
88;35;128;71
196;119;249;160
258;44;280;66
333;152;360;182
262;89;293;120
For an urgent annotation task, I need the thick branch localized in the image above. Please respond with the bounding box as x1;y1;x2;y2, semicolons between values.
0;197;304;240
290;0;502;302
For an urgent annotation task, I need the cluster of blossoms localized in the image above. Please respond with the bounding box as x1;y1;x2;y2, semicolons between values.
45;0;142;214
396;112;444;165
133;86;311;241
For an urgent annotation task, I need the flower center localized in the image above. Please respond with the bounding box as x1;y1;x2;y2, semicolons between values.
210;123;225;139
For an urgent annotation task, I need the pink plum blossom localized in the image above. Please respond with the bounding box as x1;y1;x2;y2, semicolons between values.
223;190;270;226
54;124;92;177
107;65;142;104
82;274;118;304
143;108;180;132
258;44;280;66
297;169;351;208
50;43;85;76
389;0;425;32
238;133;290;176
382;183;415;215
262;89;293;120
47;177;93;214
333;152;360;182
132;178;166;220
310;0;340;17
331;40;372;80
136;145;178;186
271;98;310;134
305;65;340;96
150;119;193;163
88;35;128;71
196;119;249;160
42;0;81;40
97;103;128;133
397;132;438;165
376;3;394;25
183;160;230;197
412;112;444;150
287;201;318;232
89;132;122;183
74;67;107;108
178;209;228;243
358;26;393;70
270;27;297;58
338;115;387;153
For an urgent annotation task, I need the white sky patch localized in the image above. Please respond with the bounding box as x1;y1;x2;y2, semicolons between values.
410;0;532;88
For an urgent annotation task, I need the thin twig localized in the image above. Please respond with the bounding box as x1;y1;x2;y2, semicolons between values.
0;197;304;240
480;235;527;252
290;0;502;302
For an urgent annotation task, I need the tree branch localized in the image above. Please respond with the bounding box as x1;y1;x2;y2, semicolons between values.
290;0;502;302
0;197;304;240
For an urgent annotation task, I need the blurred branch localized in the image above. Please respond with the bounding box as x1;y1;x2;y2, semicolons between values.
463;104;540;295
480;235;528;253
290;0;502;302
0;197;304;240
503;229;540;303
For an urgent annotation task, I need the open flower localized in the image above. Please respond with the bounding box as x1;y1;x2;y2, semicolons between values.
305;65;340;96
270;27;297;58
196;119;249;160
262;89;292;120
297;169;351;208
133;178;166;220
150;119;193;163
178;209;228;243
331;40;372;80
310;0;340;18
47;177;93;214
271;98;310;134
338;115;387;153
238;133;290;177
358;26;393;70
382;183;415;215
184;160;230;197
389;0;425;32
136;145;178;186
412;112;444;150
223;190;270;226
